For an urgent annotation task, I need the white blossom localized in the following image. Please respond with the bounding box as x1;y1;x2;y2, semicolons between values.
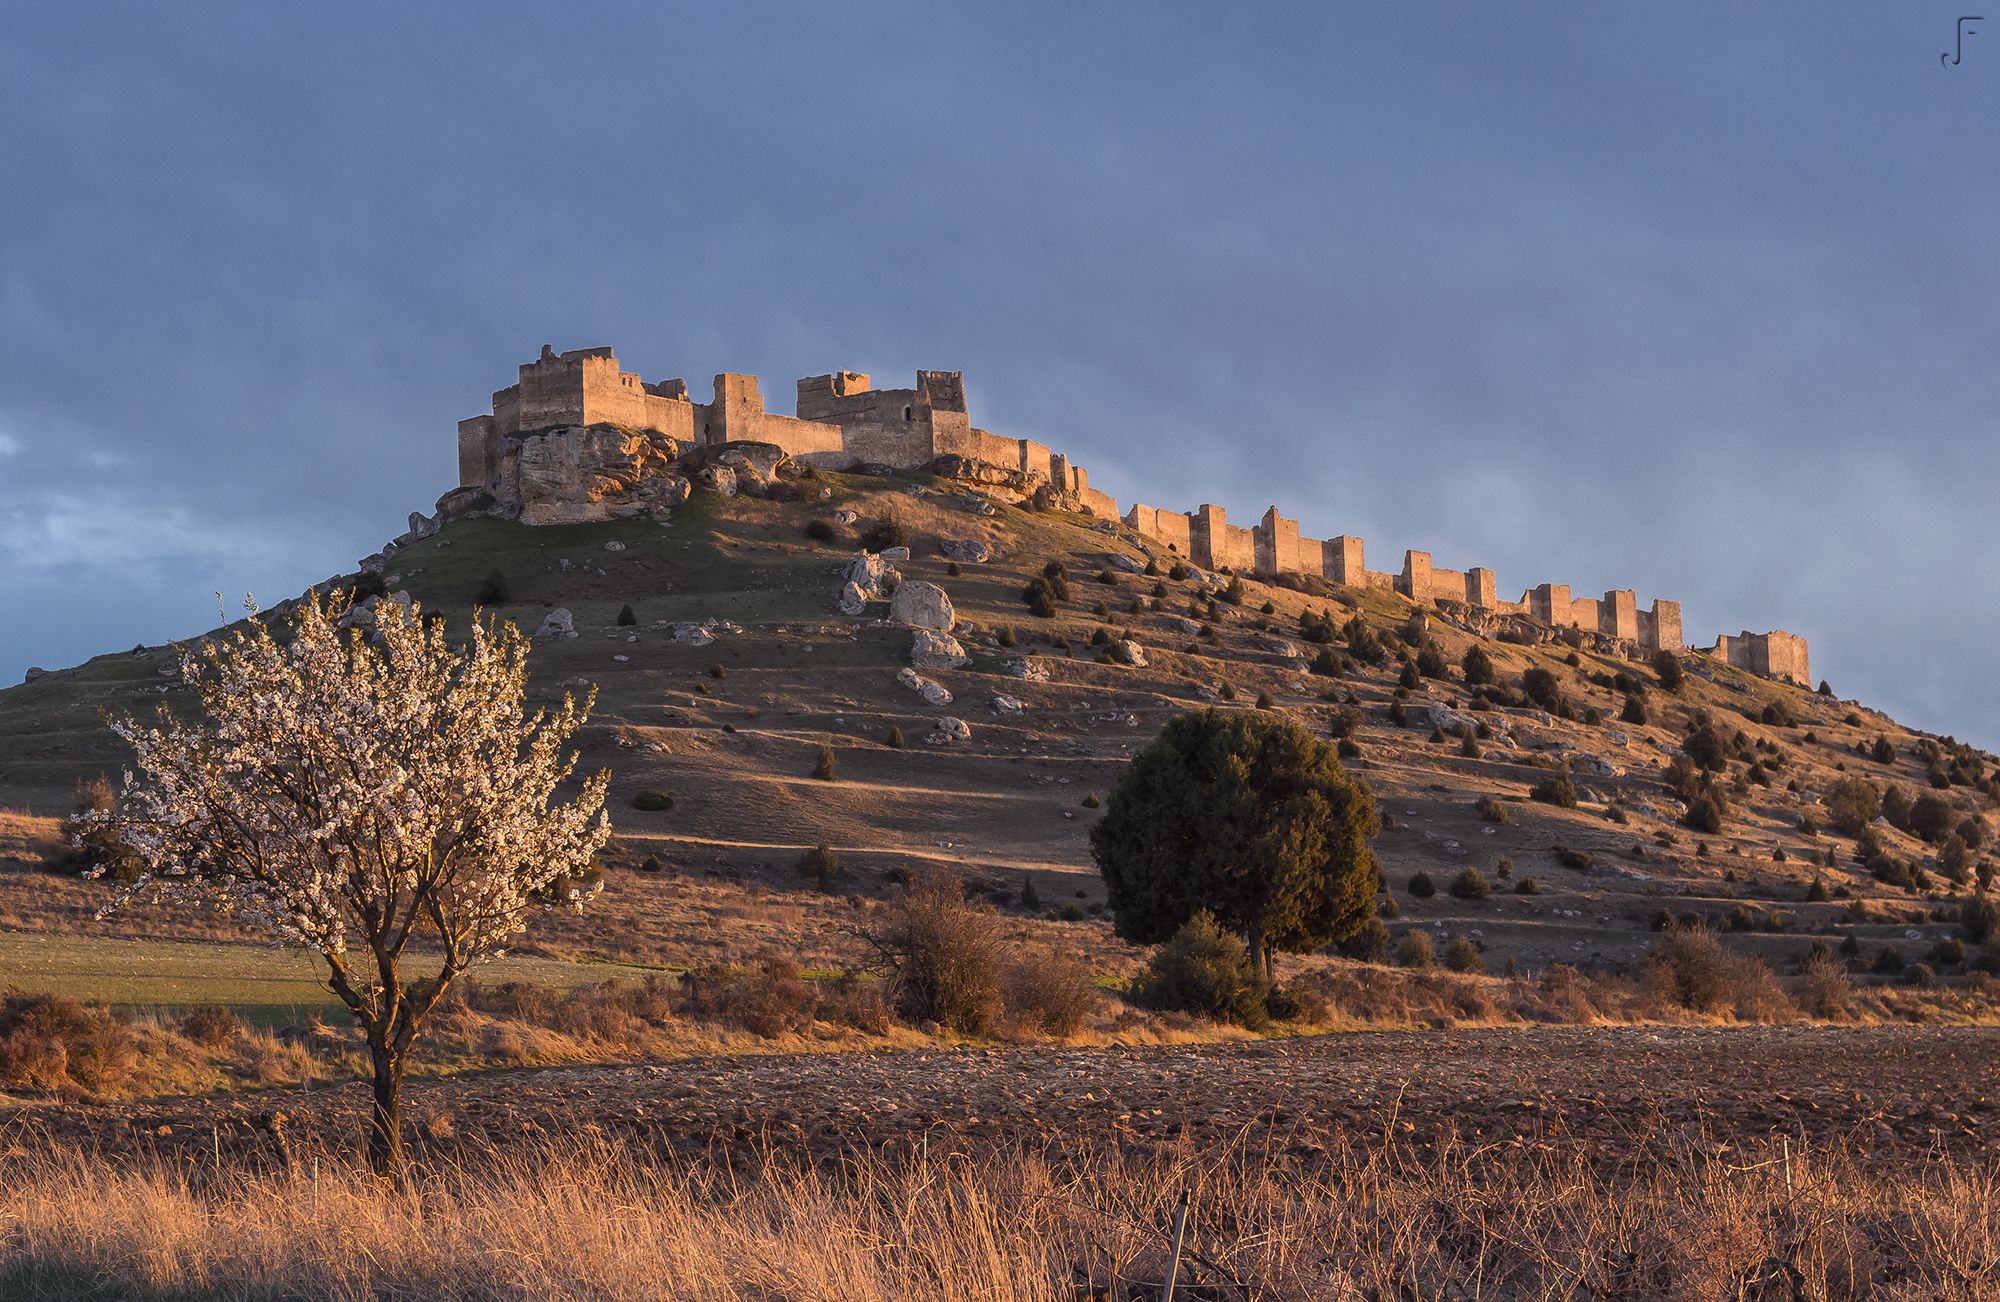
91;591;610;1171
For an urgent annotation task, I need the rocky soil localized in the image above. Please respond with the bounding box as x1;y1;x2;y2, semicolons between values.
14;1026;1994;1169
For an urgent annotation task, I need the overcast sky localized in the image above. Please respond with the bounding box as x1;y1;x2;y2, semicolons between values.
3;4;1995;745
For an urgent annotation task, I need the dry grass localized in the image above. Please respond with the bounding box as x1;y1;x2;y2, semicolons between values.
0;1127;1992;1299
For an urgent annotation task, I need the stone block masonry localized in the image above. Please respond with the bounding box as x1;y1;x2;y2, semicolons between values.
453;344;1808;685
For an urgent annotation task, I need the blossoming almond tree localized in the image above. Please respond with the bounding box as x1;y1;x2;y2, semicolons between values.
94;591;610;1177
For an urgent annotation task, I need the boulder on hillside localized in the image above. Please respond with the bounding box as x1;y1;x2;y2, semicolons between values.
1106;553;1145;574
1108;639;1148;668
843;551;901;600
939;537;993;564
836;581;870;616
672;623;716;647
991;694;1024;716
926;717;973;745
1007;658;1051;682
534;608;576;639
696;465;738;498
909;628;970;671
889;581;955;632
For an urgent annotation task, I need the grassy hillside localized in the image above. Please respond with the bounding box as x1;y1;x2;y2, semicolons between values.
1;464;1992;995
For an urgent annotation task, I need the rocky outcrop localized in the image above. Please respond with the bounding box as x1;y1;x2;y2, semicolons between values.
485;424;686;525
890;581;955;632
843;552;901;602
909;629;970;670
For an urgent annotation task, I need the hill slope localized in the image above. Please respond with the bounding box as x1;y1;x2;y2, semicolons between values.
1;463;1992;984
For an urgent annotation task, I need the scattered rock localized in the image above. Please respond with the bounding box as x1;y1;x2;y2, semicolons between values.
1165;616;1202;635
890;580;955;631
1007;658;1051;682
991;694;1024;716
880;546;911;561
672;623;716;647
1109;639;1148;668
926;717;972;745
939;537;992;564
534;608;576;639
836;581;870;616
833;509;858;525
909;628;970;670
1106;553;1145;573
603;541;626;553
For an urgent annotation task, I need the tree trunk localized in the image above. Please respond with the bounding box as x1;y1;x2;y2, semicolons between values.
367;1041;406;1181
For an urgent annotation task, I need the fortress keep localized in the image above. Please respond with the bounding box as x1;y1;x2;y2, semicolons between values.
452;345;1809;685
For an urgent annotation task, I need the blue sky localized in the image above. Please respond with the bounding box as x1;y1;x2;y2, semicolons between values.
2;3;1995;743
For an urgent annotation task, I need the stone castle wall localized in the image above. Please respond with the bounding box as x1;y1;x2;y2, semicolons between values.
454;345;1808;684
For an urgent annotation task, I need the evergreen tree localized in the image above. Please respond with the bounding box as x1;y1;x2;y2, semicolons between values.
1091;708;1380;979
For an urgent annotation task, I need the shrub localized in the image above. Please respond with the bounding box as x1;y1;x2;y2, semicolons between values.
1475;795;1510;824
1825;776;1880;837
175;1004;243;1049
1555;845;1594;870
1930;936;1967;966
875;870;1003;1035
1443;936;1484;974
1909;792;1954;844
475;569;511;605
812;743;838;781
0;992;135;1093
1407;871;1437;899
1337;916;1390;962
1960;893;2000;945
1132;913;1270;1028
1449;867;1490;900
1001;951;1097;1037
804;518;837;542
887;726;905;749
862;518;909;551
1022;577;1059;618
1395;929;1436;969
1684;792;1726;834
1651;650;1683;692
1793;956;1852;1020
631;790;674;812
1461;645;1496;686
1513;875;1542;895
1620;694;1648;726
1643;925;1785;1017
616;604;637;627
58;775;142;881
1415;645;1448;679
797;843;840;890
1530;768;1577;809
1521;667;1565;713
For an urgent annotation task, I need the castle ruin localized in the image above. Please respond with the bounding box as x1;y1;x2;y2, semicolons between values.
451;345;1809;685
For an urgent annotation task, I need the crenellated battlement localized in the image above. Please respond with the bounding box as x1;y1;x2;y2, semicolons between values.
454;346;1807;685
1118;497;1803;680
